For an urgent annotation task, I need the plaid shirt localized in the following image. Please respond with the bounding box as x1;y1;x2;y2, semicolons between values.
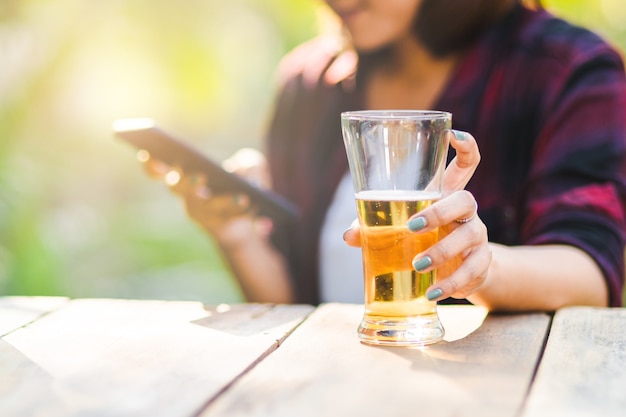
266;3;626;306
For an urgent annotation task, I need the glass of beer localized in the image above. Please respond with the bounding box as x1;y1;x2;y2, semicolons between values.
341;110;451;346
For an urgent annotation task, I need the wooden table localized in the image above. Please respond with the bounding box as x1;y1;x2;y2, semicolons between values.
1;297;624;417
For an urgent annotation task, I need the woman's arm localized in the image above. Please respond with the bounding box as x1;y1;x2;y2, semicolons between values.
407;131;614;312
401;128;616;311
469;243;607;311
344;131;616;312
143;155;295;304
215;219;294;303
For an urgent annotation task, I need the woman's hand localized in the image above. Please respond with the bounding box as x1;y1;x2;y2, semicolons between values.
344;130;491;301
140;148;273;249
140;149;294;303
408;188;490;301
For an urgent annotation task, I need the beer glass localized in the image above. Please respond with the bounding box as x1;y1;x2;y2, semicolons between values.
341;110;451;346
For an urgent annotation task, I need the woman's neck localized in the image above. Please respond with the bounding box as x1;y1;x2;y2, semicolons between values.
364;37;459;110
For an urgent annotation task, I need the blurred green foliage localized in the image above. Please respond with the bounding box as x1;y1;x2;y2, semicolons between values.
0;0;625;303
0;0;321;302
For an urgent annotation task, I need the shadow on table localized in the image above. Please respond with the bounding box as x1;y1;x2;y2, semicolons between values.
368;312;551;412
192;303;314;337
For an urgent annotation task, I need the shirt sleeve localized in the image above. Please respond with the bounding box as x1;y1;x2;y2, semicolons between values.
522;42;626;306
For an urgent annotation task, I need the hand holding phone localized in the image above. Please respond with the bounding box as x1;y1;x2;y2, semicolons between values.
113;118;299;221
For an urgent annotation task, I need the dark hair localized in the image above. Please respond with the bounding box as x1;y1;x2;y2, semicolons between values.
415;0;523;57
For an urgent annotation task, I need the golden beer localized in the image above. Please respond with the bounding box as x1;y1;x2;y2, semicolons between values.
341;109;451;345
356;190;444;345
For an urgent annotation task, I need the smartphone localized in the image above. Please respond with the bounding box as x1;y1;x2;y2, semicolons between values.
113;118;299;221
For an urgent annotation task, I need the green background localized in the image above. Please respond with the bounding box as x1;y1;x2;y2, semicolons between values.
1;0;624;303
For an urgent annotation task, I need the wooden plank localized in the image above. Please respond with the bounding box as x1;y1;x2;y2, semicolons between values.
521;307;626;417
200;303;550;417
0;298;313;417
0;296;69;337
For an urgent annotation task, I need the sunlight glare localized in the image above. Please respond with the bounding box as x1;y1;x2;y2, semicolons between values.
601;0;626;30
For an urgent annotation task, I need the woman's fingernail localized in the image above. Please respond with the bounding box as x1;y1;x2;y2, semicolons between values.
136;149;150;163
232;194;249;207
412;256;432;271
407;216;427;231
342;227;351;241
195;187;210;199
164;170;181;186
452;129;469;141
426;288;444;301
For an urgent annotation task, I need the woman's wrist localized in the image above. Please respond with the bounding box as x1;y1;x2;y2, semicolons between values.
467;243;609;311
466;243;506;310
212;218;272;254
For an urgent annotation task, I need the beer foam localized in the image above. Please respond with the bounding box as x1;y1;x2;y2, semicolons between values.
355;190;441;201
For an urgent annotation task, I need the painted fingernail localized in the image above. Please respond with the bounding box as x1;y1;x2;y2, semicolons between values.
407;216;427;231
412;256;432;271
452;129;469;141
342;227;351;242
426;288;444;301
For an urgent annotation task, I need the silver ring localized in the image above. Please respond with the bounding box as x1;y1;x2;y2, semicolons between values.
454;200;478;224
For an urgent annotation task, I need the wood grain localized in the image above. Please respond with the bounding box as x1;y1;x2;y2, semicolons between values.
0;298;313;417
200;303;551;417
0;296;68;337
521;307;626;417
